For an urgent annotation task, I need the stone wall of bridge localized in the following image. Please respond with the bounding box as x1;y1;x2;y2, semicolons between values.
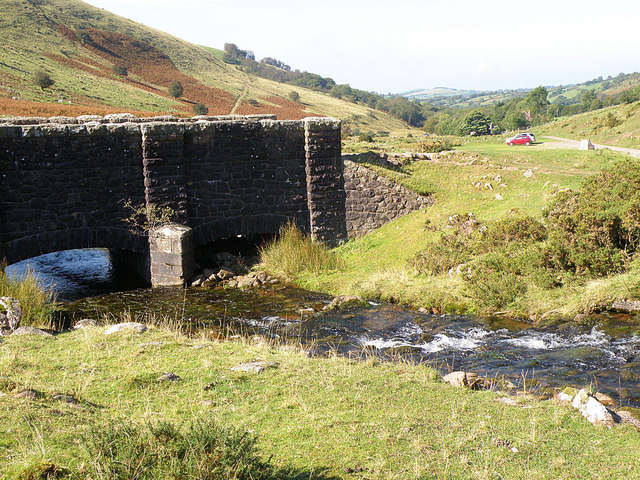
0;114;347;284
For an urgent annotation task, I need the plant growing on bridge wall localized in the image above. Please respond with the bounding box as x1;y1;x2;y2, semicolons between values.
123;200;175;233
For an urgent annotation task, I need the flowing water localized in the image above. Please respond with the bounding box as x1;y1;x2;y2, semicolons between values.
7;249;640;406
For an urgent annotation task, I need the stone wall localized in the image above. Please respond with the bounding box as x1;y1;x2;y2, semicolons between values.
0;114;346;278
343;159;432;236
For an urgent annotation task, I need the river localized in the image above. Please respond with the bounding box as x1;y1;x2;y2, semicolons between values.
7;249;640;406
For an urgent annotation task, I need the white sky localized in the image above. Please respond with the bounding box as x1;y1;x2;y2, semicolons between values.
82;0;640;94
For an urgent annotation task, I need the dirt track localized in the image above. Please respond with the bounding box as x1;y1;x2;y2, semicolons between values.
540;136;640;158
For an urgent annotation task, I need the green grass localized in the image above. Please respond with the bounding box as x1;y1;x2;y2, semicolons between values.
0;268;55;328
2;325;640;479
290;137;639;317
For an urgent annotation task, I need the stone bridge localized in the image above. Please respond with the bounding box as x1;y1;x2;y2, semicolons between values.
0;113;430;286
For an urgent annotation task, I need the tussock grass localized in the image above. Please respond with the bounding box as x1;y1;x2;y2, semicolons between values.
259;223;344;281
0;267;55;328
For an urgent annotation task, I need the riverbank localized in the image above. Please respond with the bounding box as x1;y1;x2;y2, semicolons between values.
283;136;640;320
2;323;640;479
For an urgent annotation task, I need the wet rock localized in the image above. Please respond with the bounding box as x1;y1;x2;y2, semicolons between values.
12;326;54;337
323;295;367;311
157;372;181;382
571;389;616;428
104;322;147;335
442;371;487;389
611;299;640;313
73;318;98;330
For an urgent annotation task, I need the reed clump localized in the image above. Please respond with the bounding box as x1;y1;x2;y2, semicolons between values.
0;266;56;327
258;222;343;280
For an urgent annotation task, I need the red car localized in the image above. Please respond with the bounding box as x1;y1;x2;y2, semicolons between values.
505;133;535;145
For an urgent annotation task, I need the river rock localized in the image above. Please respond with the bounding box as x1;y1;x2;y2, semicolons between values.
217;267;236;281
595;392;616;407
104;322;147;335
323;295;367;311
11;326;54;337
0;297;21;332
442;371;487;389
191;274;206;287
73;318;99;330
571;389;616;428
611;299;640;313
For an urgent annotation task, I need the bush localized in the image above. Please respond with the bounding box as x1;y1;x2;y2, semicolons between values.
288;90;300;103
168;80;183;99
474;214;546;253
411;232;472;275
193;102;208;115
32;70;54;90
544;160;640;276
83;418;273;480
417;137;459;153
358;133;374;143
463;254;528;311
112;64;128;76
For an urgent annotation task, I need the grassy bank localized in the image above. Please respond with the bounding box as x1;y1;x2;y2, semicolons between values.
2;324;640;479
267;137;640;319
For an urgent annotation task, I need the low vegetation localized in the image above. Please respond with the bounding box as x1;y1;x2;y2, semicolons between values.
0;268;55;327
2;323;640;479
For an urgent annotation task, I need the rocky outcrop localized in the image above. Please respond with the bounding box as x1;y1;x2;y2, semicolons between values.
0;297;21;333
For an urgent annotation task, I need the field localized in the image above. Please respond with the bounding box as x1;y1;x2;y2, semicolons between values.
290;135;639;319
2;324;640;479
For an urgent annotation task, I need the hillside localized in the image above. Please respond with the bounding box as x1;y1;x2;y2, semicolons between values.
538;101;640;149
0;0;410;133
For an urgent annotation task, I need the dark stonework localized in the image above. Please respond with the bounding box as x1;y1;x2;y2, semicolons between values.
0;114;346;285
343;159;432;236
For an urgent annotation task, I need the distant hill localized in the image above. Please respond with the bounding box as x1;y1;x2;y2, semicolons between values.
401;87;477;100
0;0;410;134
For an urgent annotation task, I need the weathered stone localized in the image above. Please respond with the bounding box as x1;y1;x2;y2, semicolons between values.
571;389;616;427
231;361;276;373
191;274;206;287
522;169;534;178
11;326;53;337
52;394;79;404
611;299;640;313
579;139;595;151
73;318;99;330
594;392;616;407
104;322;147;335
217;267;236;280
323;295;367;311
14;389;43;399
0;297;21;331
442;371;487;389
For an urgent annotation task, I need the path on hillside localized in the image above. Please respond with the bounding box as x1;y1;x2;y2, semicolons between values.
541;136;640;158
230;81;249;114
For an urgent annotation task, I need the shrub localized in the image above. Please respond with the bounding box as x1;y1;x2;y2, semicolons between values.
474;214;546;253
112;64;128;76
247;98;259;106
358;133;374;143
544;160;640;276
417;137;459;153
259;222;343;279
411;232;472;275
288;90;300;103
168;80;183;98
463;254;528;311
83;418;272;480
32;70;54;90
193;102;208;115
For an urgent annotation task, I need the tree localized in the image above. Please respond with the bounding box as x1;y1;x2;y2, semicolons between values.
458;110;491;136
524;86;550;124
32;70;54;90
288;90;300;103
168;80;183;99
193;103;208;115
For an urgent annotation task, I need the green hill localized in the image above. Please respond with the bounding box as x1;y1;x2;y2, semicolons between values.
0;0;410;134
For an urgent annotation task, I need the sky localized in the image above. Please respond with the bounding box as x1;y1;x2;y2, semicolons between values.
82;0;640;94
